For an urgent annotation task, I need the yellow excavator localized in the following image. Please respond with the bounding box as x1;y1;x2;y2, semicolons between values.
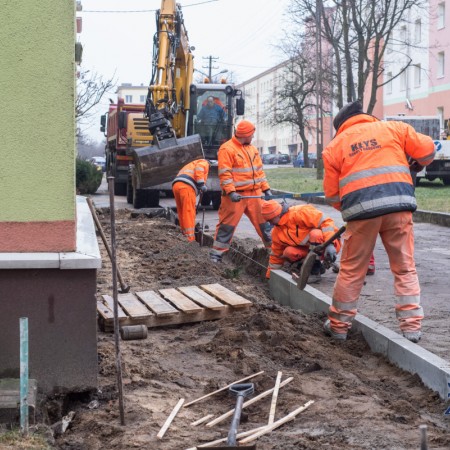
128;0;245;208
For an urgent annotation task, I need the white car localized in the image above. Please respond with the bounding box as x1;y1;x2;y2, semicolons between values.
90;156;106;172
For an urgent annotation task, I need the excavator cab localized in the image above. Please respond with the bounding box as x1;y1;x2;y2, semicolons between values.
188;84;245;160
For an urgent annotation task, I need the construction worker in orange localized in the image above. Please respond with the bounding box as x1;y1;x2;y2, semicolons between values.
323;100;436;343
210;120;272;263
172;159;210;242
261;200;341;280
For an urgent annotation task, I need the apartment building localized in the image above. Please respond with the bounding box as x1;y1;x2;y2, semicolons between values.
117;83;147;104
383;0;450;131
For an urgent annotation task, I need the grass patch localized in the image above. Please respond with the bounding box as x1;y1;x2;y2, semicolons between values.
266;168;450;213
0;429;50;449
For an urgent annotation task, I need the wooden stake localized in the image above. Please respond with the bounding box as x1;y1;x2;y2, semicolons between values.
239;400;314;444
157;398;185;440
185;425;266;450
183;370;264;408
190;414;213;426
268;371;282;425
206;377;293;427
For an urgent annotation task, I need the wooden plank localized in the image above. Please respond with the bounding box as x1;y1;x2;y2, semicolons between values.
0;379;38;409
100;305;235;331
101;295;127;319
239;400;315;444
118;293;153;319
157;398;185;439
178;286;226;310
200;283;252;308
159;288;203;314
184;371;265;408
97;300;114;321
136;290;179;316
206;377;293;427
268;371;282;425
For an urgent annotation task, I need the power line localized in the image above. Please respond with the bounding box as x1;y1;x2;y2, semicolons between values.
220;61;270;69
83;0;218;13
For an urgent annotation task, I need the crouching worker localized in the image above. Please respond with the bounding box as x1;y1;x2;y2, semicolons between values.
172;159;210;242
262;200;341;280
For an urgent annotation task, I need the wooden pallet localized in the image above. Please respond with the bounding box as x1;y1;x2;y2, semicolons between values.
97;283;252;331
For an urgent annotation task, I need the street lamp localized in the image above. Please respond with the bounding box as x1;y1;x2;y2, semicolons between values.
194;68;228;83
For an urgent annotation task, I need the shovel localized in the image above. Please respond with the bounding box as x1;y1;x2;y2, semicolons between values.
293;225;346;290
202;383;256;450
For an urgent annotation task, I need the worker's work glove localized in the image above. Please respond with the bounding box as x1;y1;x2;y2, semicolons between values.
409;160;424;173
263;189;273;200
324;244;337;263
229;192;241;202
199;184;208;193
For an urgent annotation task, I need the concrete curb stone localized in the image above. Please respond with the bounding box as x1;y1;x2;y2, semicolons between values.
269;269;450;400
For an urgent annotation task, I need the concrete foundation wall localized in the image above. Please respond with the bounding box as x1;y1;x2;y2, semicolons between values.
0;269;98;394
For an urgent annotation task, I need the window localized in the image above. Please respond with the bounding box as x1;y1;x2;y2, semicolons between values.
386;72;393;94
400;25;407;43
437;107;444;129
437;51;445;78
125;95;133;103
438;2;445;29
400;70;407;91
414;19;421;43
414;64;421;87
140;95;146;103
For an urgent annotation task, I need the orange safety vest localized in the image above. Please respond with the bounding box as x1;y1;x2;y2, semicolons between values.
323;115;435;221
269;205;340;272
172;159;210;195
218;136;270;194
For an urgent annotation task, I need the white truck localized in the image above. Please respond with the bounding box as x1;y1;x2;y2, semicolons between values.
384;115;447;185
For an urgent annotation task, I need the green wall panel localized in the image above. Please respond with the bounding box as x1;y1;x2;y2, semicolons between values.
0;0;75;222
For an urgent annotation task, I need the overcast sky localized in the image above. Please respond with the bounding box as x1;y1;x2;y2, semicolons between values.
79;0;291;142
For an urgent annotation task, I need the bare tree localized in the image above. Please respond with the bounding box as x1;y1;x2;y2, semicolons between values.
76;70;115;121
289;0;426;113
270;34;333;167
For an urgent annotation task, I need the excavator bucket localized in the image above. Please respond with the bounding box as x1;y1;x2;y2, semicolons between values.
131;134;204;188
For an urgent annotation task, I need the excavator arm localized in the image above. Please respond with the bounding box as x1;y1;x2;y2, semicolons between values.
145;0;194;145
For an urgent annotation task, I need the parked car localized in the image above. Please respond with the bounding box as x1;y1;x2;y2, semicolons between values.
90;156;106;172
261;153;277;164
274;153;291;164
293;153;317;168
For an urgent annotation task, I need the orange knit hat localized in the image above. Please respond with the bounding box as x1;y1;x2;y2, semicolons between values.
261;200;282;221
235;120;256;138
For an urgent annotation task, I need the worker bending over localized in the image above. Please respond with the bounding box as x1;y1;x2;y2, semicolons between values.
323;100;435;342
262;200;341;280
210;120;272;263
172;159;210;242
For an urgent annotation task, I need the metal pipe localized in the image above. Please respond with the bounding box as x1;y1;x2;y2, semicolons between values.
108;176;126;426
20;317;29;436
419;424;428;450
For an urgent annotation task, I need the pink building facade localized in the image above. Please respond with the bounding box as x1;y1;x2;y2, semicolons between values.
383;0;450;133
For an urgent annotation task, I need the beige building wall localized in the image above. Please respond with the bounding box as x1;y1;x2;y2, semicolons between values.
0;0;76;252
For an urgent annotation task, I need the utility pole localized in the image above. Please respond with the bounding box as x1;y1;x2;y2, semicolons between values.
315;0;324;180
202;55;219;80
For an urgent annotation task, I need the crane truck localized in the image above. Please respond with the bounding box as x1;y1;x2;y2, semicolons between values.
109;0;245;209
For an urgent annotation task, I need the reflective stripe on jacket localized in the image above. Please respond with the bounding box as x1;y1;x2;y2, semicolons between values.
268;205;340;275
172;159;210;195
323;115;435;221
218;136;270;194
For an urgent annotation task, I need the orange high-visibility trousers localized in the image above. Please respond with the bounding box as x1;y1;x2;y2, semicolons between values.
173;182;197;242
282;229;325;261
329;211;422;336
210;190;271;260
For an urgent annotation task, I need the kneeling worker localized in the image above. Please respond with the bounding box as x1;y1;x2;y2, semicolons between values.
172;159;210;242
262;200;341;279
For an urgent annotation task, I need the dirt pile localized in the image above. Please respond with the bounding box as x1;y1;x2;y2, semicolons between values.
51;210;449;450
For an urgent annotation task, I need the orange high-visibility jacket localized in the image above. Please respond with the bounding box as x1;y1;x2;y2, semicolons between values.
323;115;435;221
268;204;341;273
218;136;270;194
172;159;210;195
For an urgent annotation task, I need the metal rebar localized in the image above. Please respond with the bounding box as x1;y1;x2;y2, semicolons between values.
107;176;126;426
19;317;29;436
